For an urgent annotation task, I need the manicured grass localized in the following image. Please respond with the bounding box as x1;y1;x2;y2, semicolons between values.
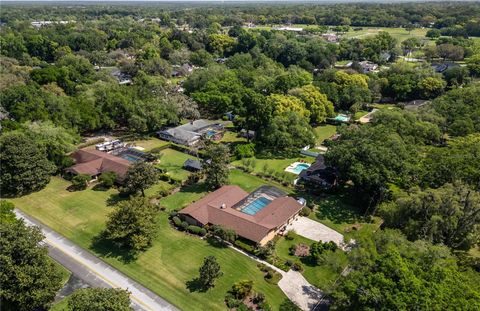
229;169;292;193
354;110;369;120
159;183;208;211
157;148;198;181
275;233;348;290
133;138;170;151
301;191;382;241
12;177;287;311
313;125;337;145
343;26;428;44
144;181;176;198
219;130;247;143
231;157;313;183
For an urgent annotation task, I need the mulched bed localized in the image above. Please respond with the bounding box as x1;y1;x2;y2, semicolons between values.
294;243;310;257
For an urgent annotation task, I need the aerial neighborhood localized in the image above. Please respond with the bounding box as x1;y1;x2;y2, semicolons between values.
1;1;479;311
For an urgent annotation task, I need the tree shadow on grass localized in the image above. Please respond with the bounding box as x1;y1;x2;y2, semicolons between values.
90;231;137;264
106;193;128;206
185;277;208;293
178;182;209;194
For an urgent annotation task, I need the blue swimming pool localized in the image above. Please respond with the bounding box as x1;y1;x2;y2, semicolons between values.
241;197;272;215
292;163;310;174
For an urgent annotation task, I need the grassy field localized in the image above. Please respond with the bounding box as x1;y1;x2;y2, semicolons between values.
229;169;292;193
12;177;287;311
354;110;370;120
219;130;247;144
231;157;313;183
313;125;337;145
275;232;348;290
157;148;198;181
343;26;429;43
133;138;170;151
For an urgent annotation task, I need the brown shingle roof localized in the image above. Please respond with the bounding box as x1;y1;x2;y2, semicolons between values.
66;149;131;181
180;185;302;243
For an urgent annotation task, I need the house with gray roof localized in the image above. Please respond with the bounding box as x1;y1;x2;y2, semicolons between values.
157;120;224;146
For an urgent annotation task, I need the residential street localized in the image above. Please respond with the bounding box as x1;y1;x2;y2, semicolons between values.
14;209;179;311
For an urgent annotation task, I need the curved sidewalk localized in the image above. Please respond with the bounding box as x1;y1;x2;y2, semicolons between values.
15;209;178;311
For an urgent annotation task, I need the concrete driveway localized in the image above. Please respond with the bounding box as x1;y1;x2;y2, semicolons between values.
278;270;324;311
287;217;344;247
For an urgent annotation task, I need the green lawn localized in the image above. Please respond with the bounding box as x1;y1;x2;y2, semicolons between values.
159;183;208;211
12;177;287;311
275;233;348;290
157;148;198;181
219;130;247;143
133;138;170;151
313;125;337;145
229;169;292;193
354;110;370;120
343;26;428;44
231;157;313;183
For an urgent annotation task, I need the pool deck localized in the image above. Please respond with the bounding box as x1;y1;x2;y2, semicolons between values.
284;162;311;175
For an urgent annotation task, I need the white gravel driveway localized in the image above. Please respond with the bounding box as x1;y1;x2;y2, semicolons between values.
287;217;344;247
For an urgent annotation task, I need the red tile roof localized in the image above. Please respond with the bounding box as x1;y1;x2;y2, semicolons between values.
180;185;302;243
66;149;131;181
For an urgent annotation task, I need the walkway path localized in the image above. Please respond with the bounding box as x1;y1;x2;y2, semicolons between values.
230;244;324;311
15;209;178;311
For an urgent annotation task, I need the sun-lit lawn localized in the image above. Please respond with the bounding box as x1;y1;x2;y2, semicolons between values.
343;26;428;43
144;181;176;198
302;191;382;241
157;148;198;181
275;232;348;290
354;110;370;120
159;183;208;211
219;130;247;143
133;138;170;151
313;125;337;145
231;157;313;183
12;177;287;311
229;169;292;193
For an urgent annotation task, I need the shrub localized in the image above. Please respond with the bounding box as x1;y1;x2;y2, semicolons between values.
225;294;241;308
172;216;182;227
71;174;90;190
199;228;207;236
300;207;312;216
291;262;304;272
289;245;296;256
234;143;255;159
180;221;189;231
234;239;255;253
264;270;282;285
98;171;116;188
230;280;253;299
188;225;203;235
285;230;295;240
169;211;178;218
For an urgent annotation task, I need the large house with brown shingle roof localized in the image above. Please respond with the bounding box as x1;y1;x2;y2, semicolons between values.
65;149;132;182
179;185;303;245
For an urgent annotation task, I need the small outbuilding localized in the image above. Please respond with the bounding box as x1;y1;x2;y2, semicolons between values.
183;159;202;171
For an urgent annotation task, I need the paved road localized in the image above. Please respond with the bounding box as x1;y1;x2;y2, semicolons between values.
15;209;179;311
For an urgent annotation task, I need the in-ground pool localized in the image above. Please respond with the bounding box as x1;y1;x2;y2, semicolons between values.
241;197;272;215
334;114;350;122
292;163;310;174
116;148;147;163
